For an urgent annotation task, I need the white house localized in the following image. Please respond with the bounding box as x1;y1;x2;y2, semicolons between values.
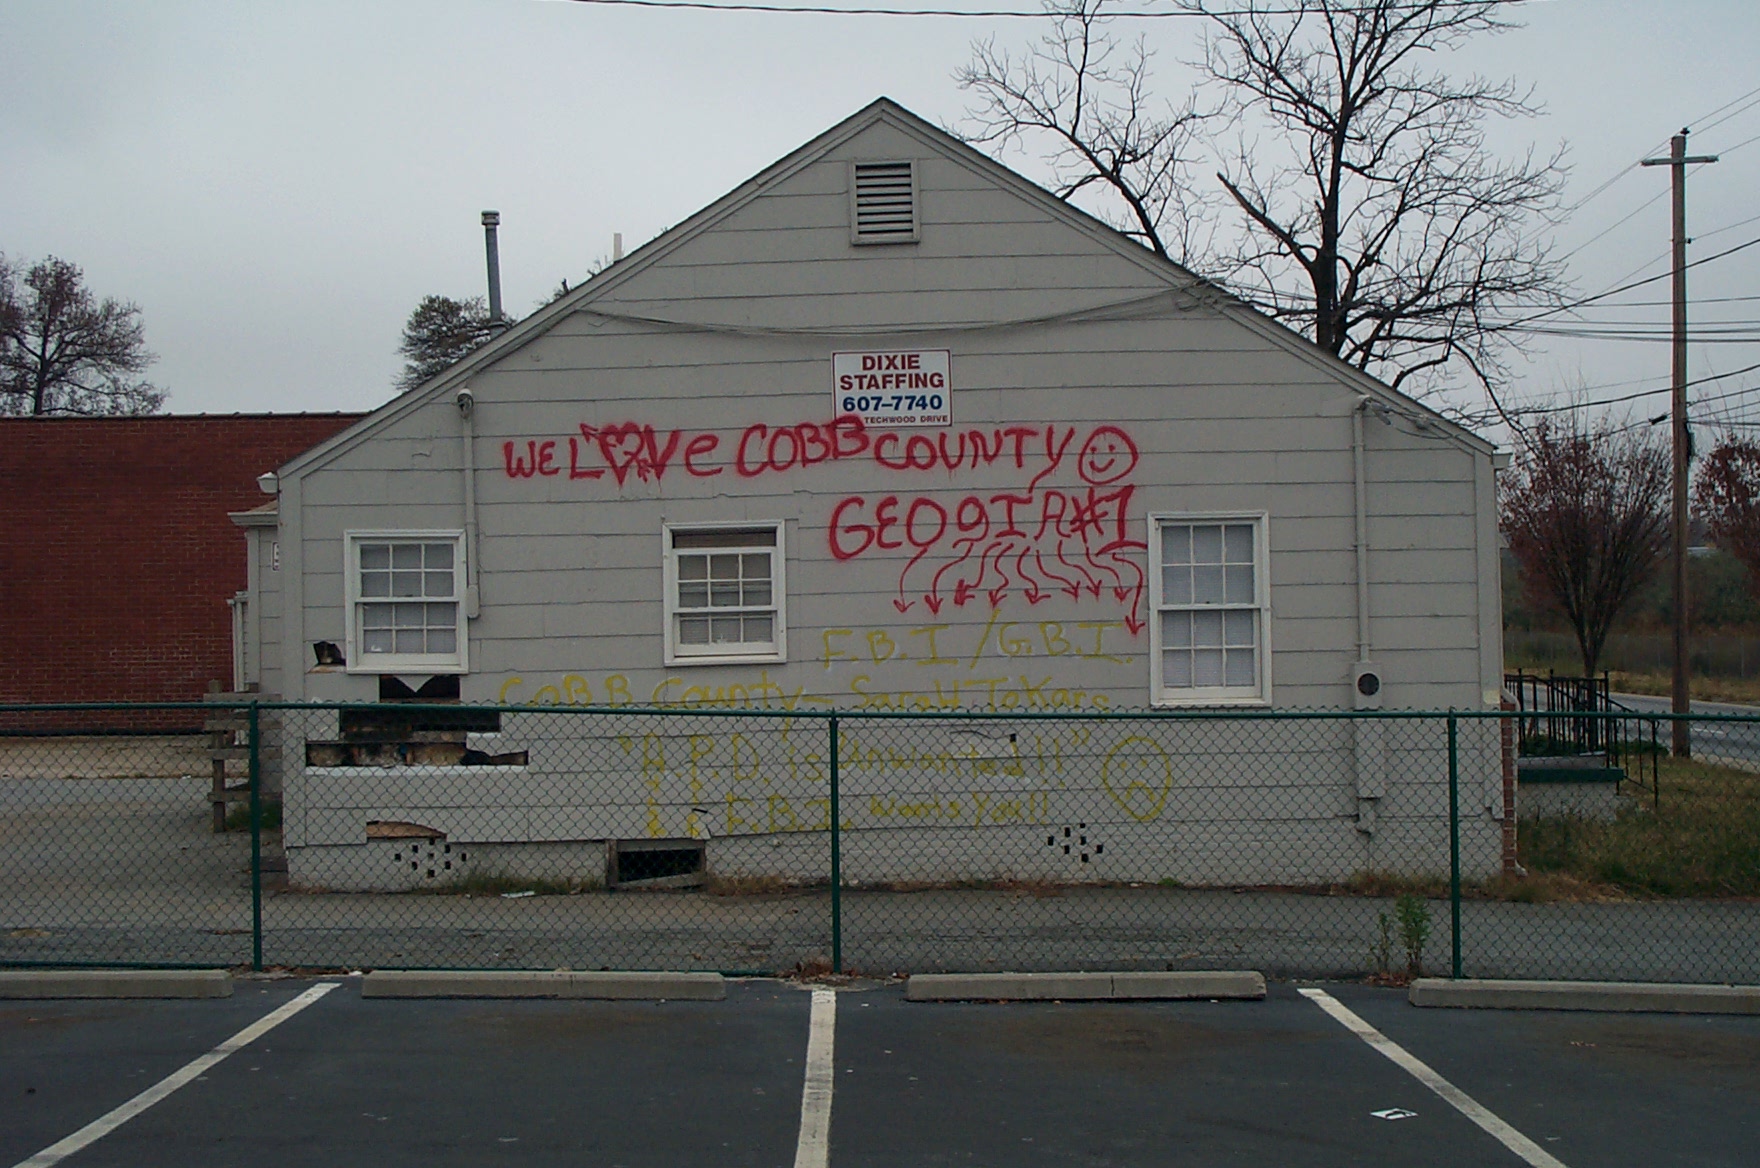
238;99;1509;892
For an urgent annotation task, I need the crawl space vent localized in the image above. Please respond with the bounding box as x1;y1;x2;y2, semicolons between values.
851;161;919;244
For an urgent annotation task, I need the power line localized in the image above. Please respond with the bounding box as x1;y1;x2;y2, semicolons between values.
1491;234;1760;333
556;0;1543;16
1512;360;1760;415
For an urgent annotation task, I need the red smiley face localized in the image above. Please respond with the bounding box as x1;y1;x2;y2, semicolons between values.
1078;425;1139;485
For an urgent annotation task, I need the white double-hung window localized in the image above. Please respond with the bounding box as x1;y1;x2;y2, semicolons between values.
345;531;467;673
663;523;785;664
1149;515;1269;704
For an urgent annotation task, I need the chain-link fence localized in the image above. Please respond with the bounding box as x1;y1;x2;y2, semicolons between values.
2;702;1755;983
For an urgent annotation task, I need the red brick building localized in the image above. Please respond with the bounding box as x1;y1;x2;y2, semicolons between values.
0;415;362;713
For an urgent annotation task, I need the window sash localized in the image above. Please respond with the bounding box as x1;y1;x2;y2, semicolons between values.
347;534;466;671
1153;518;1266;702
665;525;784;661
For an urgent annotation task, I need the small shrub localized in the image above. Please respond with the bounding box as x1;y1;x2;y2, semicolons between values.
1394;893;1431;979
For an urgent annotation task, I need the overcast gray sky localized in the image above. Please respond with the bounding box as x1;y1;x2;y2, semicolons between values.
2;0;1757;432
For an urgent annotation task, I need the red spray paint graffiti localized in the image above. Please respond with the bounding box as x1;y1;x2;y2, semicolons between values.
502;415;1149;633
827;424;1147;632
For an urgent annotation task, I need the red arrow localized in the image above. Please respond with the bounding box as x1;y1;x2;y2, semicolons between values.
987;586;1009;608
923;593;943;615
953;580;975;606
892;598;914;614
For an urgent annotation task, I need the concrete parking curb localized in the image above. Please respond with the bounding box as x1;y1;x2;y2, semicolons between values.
906;970;1266;1001
1409;978;1760;1014
0;969;232;999
361;970;726;1000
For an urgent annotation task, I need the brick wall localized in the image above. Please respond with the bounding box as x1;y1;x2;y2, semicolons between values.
0;414;363;714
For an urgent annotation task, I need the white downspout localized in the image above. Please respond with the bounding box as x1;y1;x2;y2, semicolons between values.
1353;396;1372;662
460;389;482;618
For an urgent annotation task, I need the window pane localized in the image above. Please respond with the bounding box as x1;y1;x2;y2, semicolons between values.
427;602;457;629
1193;648;1225;687
1162;566;1192;606
1163;650;1192;688
678;582;708;608
361;571;390;598
672;527;776;550
1225;648;1255;687
744;581;772;606
1224;564;1254;604
363;629;393;653
1224;524;1254;563
1193;565;1225;604
393;629;424;654
391;570;422;598
393;602;426;626
678;555;707;581
361;603;392;630
427;628;457;654
710;616;743;643
678;616;709;644
425;543;453;570
1193;610;1224;646
425;571;453;598
742;553;770;581
391;544;422;569
745;614;773;642
708;554;740;581
360;545;390;569
1161;613;1191;649
710;581;741;607
1224;609;1256;645
1192;525;1223;564
1162;525;1192;565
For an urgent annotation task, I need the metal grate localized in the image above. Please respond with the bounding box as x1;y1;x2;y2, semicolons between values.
851;161;917;243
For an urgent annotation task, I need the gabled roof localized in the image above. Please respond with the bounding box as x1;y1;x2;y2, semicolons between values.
281;97;1491;479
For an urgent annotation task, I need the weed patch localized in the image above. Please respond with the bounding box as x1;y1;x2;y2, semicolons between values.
1518;756;1760;897
224;800;281;832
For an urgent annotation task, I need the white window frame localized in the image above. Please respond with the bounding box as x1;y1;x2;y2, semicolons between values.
1148;512;1272;707
343;530;468;675
662;520;787;666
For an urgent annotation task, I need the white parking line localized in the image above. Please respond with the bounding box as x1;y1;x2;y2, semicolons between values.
1299;988;1568;1168
793;988;837;1168
12;981;340;1168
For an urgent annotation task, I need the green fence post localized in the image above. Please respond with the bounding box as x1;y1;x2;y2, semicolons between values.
1447;711;1462;980
829;712;842;974
248;701;264;972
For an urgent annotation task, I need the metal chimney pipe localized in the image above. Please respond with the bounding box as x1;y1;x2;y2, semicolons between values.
481;210;504;323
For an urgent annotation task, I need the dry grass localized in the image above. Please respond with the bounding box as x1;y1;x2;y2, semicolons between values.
1607;670;1760;706
1518;755;1760;897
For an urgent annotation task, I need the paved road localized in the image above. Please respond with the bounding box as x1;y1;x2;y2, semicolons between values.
1609;693;1760;766
4;978;1757;1167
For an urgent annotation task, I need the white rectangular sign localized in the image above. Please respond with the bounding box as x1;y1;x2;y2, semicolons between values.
832;349;952;428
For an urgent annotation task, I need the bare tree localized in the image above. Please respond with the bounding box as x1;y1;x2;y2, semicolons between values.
1694;435;1760;598
1188;0;1567;400
0;254;166;416
396;295;499;391
1501;420;1671;676
957;0;1568;410
957;0;1212;261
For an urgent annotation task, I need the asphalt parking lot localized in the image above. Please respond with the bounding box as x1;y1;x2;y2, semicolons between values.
3;977;1756;1168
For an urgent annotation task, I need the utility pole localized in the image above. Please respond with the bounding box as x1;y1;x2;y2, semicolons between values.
1642;130;1717;757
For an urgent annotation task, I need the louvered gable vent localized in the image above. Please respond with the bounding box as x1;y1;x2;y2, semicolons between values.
850;160;919;244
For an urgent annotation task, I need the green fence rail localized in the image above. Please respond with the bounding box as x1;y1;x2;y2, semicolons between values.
0;701;1755;984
